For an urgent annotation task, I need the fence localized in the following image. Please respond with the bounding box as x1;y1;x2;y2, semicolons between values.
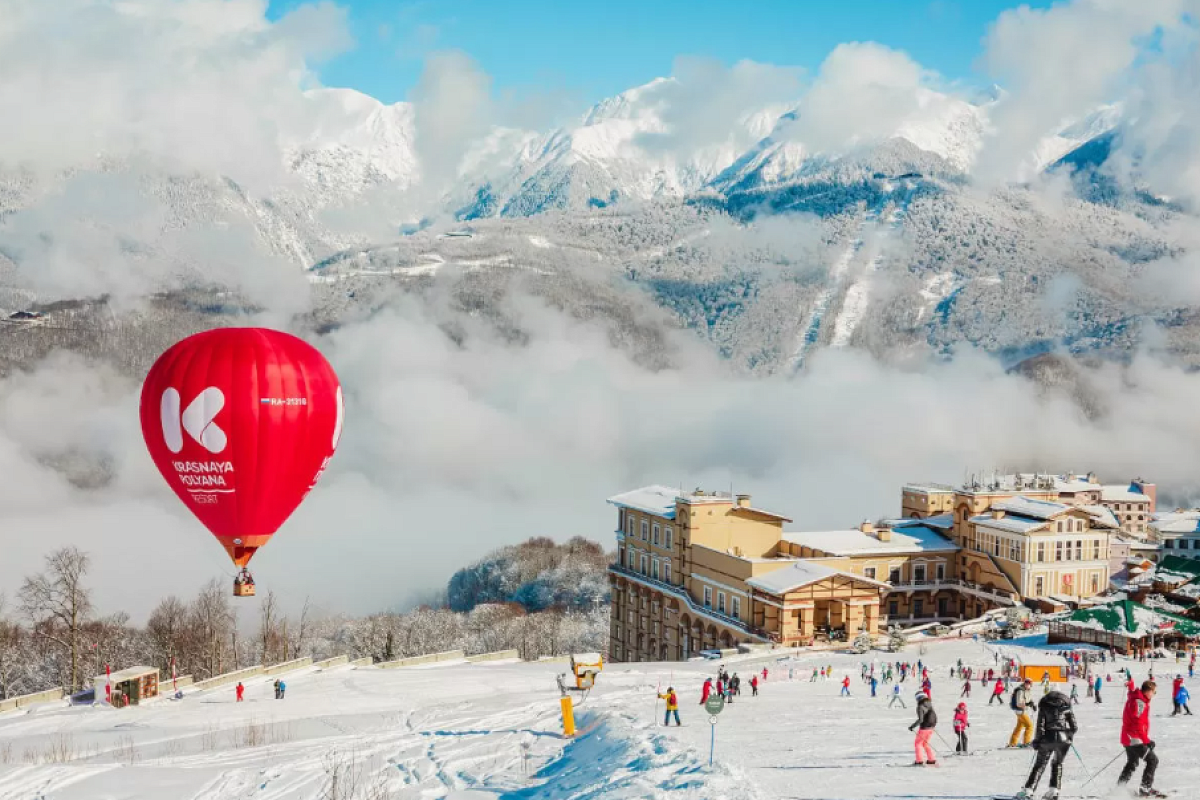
314;655;349;669
376;650;465;669
465;649;520;663
263;657;313;676
0;687;64;713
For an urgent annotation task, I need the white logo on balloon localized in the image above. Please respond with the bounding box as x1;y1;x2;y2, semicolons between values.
161;388;228;454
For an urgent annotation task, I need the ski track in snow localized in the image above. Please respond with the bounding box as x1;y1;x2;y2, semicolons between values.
0;638;1193;799
789;180;919;369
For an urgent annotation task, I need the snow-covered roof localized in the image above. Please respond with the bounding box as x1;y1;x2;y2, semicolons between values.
746;561;889;595
98;666;159;684
1081;504;1120;529
902;482;956;494
1057;600;1200;638
1151;512;1200;535
1101;484;1149;504
991;496;1073;520
607;485;679;520
783;524;957;556
971;513;1047;534
1151;555;1200;584
920;513;955;531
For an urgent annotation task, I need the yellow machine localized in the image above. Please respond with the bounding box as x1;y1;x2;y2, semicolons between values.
569;652;604;690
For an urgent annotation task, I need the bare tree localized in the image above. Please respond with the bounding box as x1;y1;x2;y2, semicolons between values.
189;580;233;679
19;547;92;692
259;590;280;665
289;596;313;661
0;594;26;700
146;596;188;672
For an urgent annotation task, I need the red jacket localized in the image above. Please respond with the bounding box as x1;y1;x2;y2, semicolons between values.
842;677;850;687
953;705;969;732
1121;689;1152;747
993;679;1004;694
700;681;711;703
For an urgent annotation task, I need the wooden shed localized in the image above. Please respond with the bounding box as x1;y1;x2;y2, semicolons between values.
96;666;160;707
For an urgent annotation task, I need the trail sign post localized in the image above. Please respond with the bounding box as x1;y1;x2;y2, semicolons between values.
705;695;724;765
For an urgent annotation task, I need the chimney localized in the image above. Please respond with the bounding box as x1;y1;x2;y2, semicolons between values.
735;494;751;508
991;509;1006;520
876;523;893;543
1087;471;1098;484
1067;472;1076;482
859;519;874;534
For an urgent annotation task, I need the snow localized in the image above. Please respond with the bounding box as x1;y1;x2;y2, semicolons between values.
5;636;1199;799
782;524;957;556
607;486;680;520
990;497;1072;521
1100;484;1149;504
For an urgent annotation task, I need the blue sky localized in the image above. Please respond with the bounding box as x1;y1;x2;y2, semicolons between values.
267;0;1057;106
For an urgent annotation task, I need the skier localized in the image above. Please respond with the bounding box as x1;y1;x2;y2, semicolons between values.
811;668;819;682
1013;688;1076;800
1008;679;1037;748
1068;682;1079;705
750;674;759;696
235;682;244;702
1117;680;1166;797
277;680;286;700
841;676;852;697
273;679;281;700
1094;674;1103;704
731;673;741;697
870;675;878;697
700;677;713;704
762;667;768;681
990;678;1007;705
961;679;972;698
1040;673;1051;695
1172;682;1191;716
1172;674;1183;704
889;683;906;708
909;692;938;766
658;687;681;726
953;701;969;755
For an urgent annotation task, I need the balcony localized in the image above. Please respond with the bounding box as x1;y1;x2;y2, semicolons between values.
888;578;1017;606
607;563;765;641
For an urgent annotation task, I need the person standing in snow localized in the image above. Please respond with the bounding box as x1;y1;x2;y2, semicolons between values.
700;678;712;704
762;667;768;682
1008;679;1037;748
658;687;681;726
731;673;741;697
750;675;759;696
1094;674;1104;704
1040;673;1051;695
1069;682;1079;705
235;682;244;702
811;668;819;682
961;678;972;698
277;680;286;699
953;702;970;755
990;678;1007;705
1013;688;1077;800
909;692;938;766
1172;682;1191;716
889;684;906;708
1171;675;1184;713
841;676;852;697
273;679;281;700
870;675;878;697
1117;680;1166;798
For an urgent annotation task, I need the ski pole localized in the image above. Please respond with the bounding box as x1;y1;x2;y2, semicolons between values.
1079;751;1123;790
933;729;953;752
1070;744;1087;771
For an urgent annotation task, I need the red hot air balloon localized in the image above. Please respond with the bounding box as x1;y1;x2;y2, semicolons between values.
140;328;343;596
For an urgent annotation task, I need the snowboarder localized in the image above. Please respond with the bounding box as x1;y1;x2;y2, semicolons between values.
658;687;681;726
235;682;244;702
1172;682;1191;716
909;692;938;766
889;684;906;708
1012;688;1076;800
841;676;852;697
990;678;1007;705
1117;680;1165;797
1008;679;1037;748
953;702;969;754
750;675;759;696
1094;674;1103;703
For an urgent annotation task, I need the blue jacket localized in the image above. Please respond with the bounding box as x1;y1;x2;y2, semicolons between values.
1094;676;1103;690
1176;686;1189;704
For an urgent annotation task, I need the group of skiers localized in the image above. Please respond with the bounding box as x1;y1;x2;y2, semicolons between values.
233;679;287;702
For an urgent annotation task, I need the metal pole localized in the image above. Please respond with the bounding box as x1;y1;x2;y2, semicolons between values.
709;720;715;766
1079;751;1123;790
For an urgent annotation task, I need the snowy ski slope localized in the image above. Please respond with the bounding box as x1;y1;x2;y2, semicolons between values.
0;636;1195;799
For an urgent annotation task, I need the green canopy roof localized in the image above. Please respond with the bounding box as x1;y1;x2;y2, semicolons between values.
1152;555;1200;583
1060;599;1200;638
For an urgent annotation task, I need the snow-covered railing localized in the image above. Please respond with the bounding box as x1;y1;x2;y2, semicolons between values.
0;686;64;713
263;657;313;676
350;656;373;667
193;665;264;691
377;649;466;669
314;655;349;669
465;650;520;663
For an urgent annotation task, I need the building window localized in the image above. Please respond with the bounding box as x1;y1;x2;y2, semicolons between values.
1092;540;1100;560
625;513;634;536
663;563;671;584
640;520;649;540
1037;542;1045;562
1181;540;1190;550
1056;541;1063;561
628;610;634;624
703;587;712;608
889;567;901;583
717;592;726;614
936;563;945;581
732;597;741;620
1035;576;1044;596
652;524;661;546
913;564;926;583
888;600;899;617
864;567;876;579
664;527;673;549
652;559;660;580
1091;573;1099;594
640;555;649;574
1075;540;1082;560
914;599;924;617
627;549;636;569
1166;540;1175;549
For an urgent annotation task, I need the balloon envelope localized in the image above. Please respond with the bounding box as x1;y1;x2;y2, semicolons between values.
139;328;343;567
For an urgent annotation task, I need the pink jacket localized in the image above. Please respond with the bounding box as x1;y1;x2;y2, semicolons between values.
953;705;969;732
